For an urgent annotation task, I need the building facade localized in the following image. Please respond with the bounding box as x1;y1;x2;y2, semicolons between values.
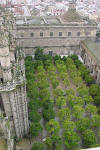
0;8;29;138
80;40;100;83
15;2;97;56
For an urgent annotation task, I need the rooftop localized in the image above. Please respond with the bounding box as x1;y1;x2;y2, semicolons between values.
15;1;97;26
16;16;97;27
16;16;61;25
82;40;100;63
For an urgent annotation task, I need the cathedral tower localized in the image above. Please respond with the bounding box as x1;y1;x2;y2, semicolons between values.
0;8;29;138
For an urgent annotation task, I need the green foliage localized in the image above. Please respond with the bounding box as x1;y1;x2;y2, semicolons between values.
56;96;66;108
25;53;100;149
71;57;94;85
39;88;50;99
32;142;44;150
83;96;93;105
77;86;89;97
58;108;71;121
37;79;49;89
27;90;39;100
54;88;64;98
73;75;83;87
56;60;66;73
43;54;53;68
25;56;34;73
59;72;67;79
69;54;78;61
42;98;53;109
66;57;75;70
84;74;94;85
91;115;100;128
46;119;60;135
70;55;94;85
30;122;42;137
66;88;75;96
72;105;85;119
45;137;52;149
94;93;100;106
43;108;55;121
34;47;44;61
29;99;41;111
53;55;61;63
86;104;97;116
37;72;46;80
29;111;41;122
64;130;80;150
63;78;70;87
70;54;82;68
63;120;76;132
52;79;59;89
76;118;91;132
51;134;62;149
89;84;100;97
61;56;67;63
45;135;62;150
47;64;56;73
67;94;76;108
34;60;43;69
55;147;63;150
74;97;84;106
82;129;96;148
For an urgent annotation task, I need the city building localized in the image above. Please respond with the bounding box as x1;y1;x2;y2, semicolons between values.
15;1;97;56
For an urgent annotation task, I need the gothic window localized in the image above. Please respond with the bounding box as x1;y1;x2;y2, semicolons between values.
59;32;62;36
50;32;53;37
77;32;80;36
40;32;43;37
68;32;71;36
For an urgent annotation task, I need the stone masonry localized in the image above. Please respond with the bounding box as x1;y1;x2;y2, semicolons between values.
0;7;29;138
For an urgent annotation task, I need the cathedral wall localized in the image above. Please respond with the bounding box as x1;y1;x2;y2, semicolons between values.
0;84;28;138
1;93;12;117
9;85;28;138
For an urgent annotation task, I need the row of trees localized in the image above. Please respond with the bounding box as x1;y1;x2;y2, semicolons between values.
70;55;94;85
25;56;43;150
53;55;100;148
35;55;62;149
70;55;100;106
25;49;100;149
